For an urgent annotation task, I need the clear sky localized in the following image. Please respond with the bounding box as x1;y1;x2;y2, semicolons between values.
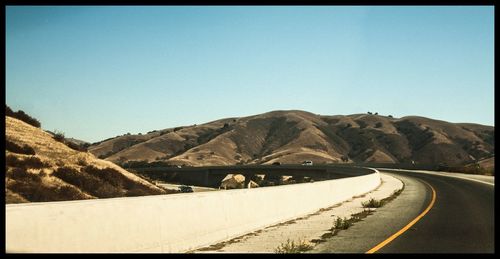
6;6;494;143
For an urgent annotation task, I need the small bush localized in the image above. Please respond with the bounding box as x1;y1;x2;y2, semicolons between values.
65;141;80;150
83;165;138;189
53;167;86;188
350;209;374;221
362;198;383;208
24;156;48;169
6;154;48;169
77;157;88;166
375;122;383;128
7;167;42;182
53;166;122;198
125;188;150;197
6;140;36;155
274;239;313;254
6;105;41;128
8;177;87;202
333;217;352;230
53;185;87;200
65;141;89;152
53;130;65;142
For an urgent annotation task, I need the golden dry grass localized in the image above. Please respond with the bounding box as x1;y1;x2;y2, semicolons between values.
85;110;494;169
5;116;167;204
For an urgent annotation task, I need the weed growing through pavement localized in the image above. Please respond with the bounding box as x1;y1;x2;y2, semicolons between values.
274;238;313;253
362;198;383;208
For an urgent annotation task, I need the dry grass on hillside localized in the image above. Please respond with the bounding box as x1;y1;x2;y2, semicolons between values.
86;110;494;173
5;116;170;204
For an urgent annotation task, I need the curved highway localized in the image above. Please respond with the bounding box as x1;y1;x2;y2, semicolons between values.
312;169;494;253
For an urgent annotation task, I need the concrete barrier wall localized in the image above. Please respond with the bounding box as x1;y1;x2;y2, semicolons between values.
6;169;381;253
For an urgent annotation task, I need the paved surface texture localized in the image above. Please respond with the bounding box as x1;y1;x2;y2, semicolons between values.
375;170;494;253
379;168;494;185
192;173;403;253
313;170;494;253
311;172;430;253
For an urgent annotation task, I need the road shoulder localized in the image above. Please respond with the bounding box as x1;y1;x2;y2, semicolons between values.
191;173;404;253
310;172;430;253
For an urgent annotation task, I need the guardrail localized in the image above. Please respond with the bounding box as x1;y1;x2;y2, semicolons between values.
6;166;381;253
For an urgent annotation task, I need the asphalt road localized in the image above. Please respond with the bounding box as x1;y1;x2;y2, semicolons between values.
311;170;494;253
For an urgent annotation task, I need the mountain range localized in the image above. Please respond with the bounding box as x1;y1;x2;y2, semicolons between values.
88;110;494;168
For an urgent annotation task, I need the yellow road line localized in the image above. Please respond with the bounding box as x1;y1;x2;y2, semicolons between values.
365;180;437;254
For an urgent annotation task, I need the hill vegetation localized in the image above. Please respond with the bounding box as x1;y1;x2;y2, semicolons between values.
5;112;170;204
87;110;494;174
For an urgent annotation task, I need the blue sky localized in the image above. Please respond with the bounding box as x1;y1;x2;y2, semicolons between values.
6;6;494;143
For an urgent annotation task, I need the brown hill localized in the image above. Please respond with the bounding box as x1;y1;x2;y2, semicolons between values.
88;110;494;168
5;116;168;204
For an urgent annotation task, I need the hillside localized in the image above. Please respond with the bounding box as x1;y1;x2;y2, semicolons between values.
88;110;494;170
5;115;169;204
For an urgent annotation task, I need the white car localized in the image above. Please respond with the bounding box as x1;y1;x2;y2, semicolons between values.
302;160;313;166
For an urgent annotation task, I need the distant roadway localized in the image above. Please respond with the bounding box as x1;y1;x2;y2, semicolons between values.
311;169;494;253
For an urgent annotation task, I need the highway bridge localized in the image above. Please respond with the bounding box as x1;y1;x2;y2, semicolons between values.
130;164;375;188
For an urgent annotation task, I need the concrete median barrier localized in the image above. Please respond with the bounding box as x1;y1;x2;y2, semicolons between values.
6;168;381;253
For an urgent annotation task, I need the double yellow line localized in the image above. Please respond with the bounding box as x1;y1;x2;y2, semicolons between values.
366;180;437;254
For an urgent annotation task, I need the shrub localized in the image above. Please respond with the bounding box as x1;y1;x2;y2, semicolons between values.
333;217;352;230
274;239;313;254
83;165;137;189
5;105;13;115
6;140;36;155
53;166;122;198
53;185;86;200
65;141;84;151
53;130;65;142
7;167;42;182
8;177;88;202
125;188;150;197
24;156;48;169
84;165;165;196
6;154;48;169
6;105;41;128
70;142;90;152
375;122;383;128
362;198;383;208
53;166;86;187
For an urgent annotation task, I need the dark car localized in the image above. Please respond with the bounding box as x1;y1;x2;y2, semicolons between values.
302;160;313;166
179;185;193;193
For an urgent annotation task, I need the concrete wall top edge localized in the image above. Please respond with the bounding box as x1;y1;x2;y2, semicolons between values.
6;168;379;209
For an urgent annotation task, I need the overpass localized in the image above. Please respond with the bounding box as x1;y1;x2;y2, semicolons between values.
130;164;374;188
